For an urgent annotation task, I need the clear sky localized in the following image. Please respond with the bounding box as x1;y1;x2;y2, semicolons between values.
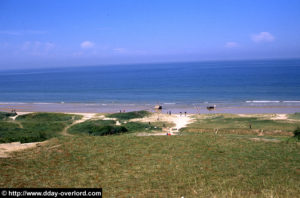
1;0;300;70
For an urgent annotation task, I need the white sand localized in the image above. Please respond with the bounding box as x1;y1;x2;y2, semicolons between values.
135;114;194;136
271;114;288;120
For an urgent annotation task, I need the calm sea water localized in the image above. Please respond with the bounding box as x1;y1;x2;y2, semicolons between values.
1;59;300;107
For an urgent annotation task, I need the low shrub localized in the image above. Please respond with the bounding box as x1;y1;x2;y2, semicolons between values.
123;122;159;132
107;111;150;120
89;125;128;136
68;120;127;136
293;127;300;140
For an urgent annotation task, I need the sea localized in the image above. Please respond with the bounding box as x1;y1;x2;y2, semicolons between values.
1;59;300;114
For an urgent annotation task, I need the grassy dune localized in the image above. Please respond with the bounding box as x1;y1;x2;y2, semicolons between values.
0;112;82;143
107;110;151;120
0;133;299;197
289;112;300;120
0;111;17;120
68;111;171;135
182;114;300;136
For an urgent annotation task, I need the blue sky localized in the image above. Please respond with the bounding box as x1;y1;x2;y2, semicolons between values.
1;0;300;70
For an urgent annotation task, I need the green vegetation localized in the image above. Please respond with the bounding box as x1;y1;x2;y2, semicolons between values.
68;120;128;136
182;114;300;136
0;112;82;143
0;133;299;197
68;119;163;135
16;112;82;123
0;111;17;120
1;112;300;196
107;110;150;120
288;112;300;120
122;122;160;132
149;121;175;128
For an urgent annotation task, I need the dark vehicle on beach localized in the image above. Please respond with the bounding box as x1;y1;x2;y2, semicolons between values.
207;105;216;111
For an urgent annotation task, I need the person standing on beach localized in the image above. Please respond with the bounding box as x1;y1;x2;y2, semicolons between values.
184;112;187;116
180;112;182;116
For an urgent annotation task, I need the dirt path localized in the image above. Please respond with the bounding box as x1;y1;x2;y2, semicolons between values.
249;137;281;143
0;112;98;157
0;141;49;158
61;113;97;136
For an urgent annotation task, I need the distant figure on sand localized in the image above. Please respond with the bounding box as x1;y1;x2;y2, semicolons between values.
180;112;182;116
184;112;187;116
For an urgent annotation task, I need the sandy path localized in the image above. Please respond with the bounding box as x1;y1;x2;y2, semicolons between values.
0;112;98;157
61;113;97;136
0;141;49;158
137;114;194;136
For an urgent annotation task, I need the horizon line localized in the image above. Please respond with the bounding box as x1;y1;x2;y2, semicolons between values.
1;57;300;72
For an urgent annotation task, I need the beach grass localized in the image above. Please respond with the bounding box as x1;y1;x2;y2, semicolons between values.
68;119;168;135
16;112;82;123
0;112;82;143
182;114;300;136
0;133;299;197
68;119;128;136
288;112;300;120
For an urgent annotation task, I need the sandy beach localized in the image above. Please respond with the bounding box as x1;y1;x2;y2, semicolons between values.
1;102;300;114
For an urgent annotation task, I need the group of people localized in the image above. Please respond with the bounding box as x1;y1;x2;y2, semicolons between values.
180;112;187;116
166;111;187;116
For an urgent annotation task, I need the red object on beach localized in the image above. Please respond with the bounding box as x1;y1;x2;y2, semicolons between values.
168;133;171;136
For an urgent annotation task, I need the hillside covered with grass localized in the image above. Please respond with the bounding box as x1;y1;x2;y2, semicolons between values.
182;114;300;136
68;118;164;136
0;112;82;143
0;133;299;197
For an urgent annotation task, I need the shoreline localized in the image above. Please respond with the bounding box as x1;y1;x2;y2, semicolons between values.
1;102;300;114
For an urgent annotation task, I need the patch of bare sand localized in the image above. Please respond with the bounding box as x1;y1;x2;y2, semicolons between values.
10;112;32;120
238;114;274;119
270;114;288;120
249;138;281;143
0;141;48;158
134;114;195;136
